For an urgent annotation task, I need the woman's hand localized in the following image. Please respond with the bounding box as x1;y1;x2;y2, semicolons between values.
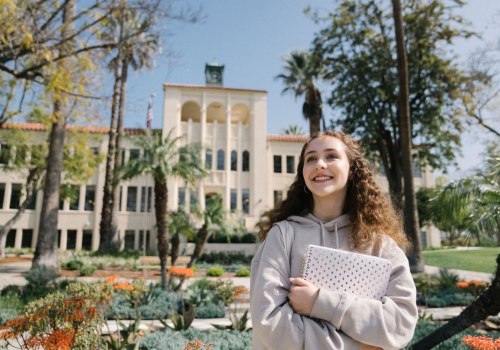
288;277;320;316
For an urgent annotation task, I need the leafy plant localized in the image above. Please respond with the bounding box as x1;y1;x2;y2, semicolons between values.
235;267;250;277
213;310;250;332
79;264;96;276
206;266;224;277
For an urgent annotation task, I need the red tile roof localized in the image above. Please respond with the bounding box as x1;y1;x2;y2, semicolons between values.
267;134;308;143
1;122;152;135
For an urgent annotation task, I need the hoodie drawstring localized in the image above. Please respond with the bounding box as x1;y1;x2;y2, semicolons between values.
319;220;339;249
335;222;339;249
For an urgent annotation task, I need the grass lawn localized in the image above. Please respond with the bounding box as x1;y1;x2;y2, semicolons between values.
422;247;500;274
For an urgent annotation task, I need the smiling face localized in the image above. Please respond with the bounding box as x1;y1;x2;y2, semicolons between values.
302;136;351;207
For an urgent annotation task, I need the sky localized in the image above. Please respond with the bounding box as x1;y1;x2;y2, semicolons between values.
122;0;500;179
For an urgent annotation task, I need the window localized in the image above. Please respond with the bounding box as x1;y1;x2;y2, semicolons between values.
6;229;16;248
205;149;212;170
84;186;96;211
120;149;126;166
82;230;93;250
242;151;249;172
69;185;80;211
230;189;237;212
140;186;152;212
67;230;77;250
273;155;282;173
139;230;150;252
9;184;22;209
217;149;225;170
0;183;5;209
231;150;237;171
412;159;422;178
124;230;135;250
286;156;295;174
242;189;250;214
126;186;138;212
178;187;186;209
26;191;37;210
274;190;283;207
0;144;10;165
129;149;140;161
21;229;33;248
119;186;123;211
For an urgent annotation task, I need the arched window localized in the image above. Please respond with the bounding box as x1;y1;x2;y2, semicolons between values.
205;149;213;170
217;149;225;170
242;150;250;172
231;150;237;171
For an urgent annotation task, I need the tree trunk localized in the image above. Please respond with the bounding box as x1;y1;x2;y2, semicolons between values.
33;0;75;269
170;233;180;266
411;254;500;349
154;178;169;290
392;0;424;272
188;226;209;268
110;57;129;250
99;65;121;253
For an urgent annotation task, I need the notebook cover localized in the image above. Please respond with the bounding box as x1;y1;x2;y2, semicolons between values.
300;244;392;300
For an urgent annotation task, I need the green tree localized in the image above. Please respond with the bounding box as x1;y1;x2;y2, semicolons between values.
391;0;423;271
99;1;160;253
276;51;324;136
167;210;195;266
282;124;306;135
312;0;471;207
187;195;226;268
430;147;500;246
32;0;77;270
119;130;207;290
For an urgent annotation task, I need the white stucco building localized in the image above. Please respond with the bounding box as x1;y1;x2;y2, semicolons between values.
0;64;440;252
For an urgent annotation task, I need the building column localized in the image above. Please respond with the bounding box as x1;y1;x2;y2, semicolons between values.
237;121;242;211
14;228;22;249
76;229;83;250
199;95;207;211
60;229;67;251
225;99;232;210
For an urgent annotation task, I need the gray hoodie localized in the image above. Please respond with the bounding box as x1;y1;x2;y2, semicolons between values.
250;214;418;349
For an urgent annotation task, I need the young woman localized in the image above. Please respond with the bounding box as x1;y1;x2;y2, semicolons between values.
250;131;418;349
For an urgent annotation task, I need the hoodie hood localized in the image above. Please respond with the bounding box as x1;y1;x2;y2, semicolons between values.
288;213;353;248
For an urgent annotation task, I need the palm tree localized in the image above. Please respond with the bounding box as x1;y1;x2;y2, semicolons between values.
120;130;207;290
391;0;424;272
276;51;323;136
187;195;226;267
411;153;500;349
99;2;160;252
168;210;196;266
282;124;305;135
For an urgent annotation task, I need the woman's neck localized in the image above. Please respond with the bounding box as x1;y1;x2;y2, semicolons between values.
312;197;344;223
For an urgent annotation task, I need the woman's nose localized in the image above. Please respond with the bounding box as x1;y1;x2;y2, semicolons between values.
315;158;326;169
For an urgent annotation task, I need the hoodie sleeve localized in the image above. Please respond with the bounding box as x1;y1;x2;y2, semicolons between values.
309;238;418;350
250;225;362;350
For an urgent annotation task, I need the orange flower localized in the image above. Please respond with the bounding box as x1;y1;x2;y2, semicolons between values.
168;266;194;278
468;280;487;287
462;335;500;350
233;285;250;300
456;281;469;288
113;281;134;291
105;274;121;284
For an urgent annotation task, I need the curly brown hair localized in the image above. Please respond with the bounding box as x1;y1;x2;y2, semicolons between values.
258;130;409;252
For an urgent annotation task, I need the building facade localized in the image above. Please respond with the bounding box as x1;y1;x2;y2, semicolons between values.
0;68;440;252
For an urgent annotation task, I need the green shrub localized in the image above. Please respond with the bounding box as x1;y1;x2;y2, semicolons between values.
199;252;253;265
139;327;252;350
195;301;226;319
235;267;251;277
25;266;58;287
206;266;225;277
106;288;177;320
79;264;96;276
419;289;475;308
240;233;256;243
64;259;83;270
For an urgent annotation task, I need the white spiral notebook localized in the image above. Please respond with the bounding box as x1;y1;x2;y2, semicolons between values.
300;245;392;300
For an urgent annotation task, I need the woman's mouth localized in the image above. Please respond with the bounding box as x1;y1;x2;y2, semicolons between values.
313;175;333;182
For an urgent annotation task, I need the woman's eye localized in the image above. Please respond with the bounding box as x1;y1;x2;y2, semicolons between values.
326;154;337;160
306;156;316;162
